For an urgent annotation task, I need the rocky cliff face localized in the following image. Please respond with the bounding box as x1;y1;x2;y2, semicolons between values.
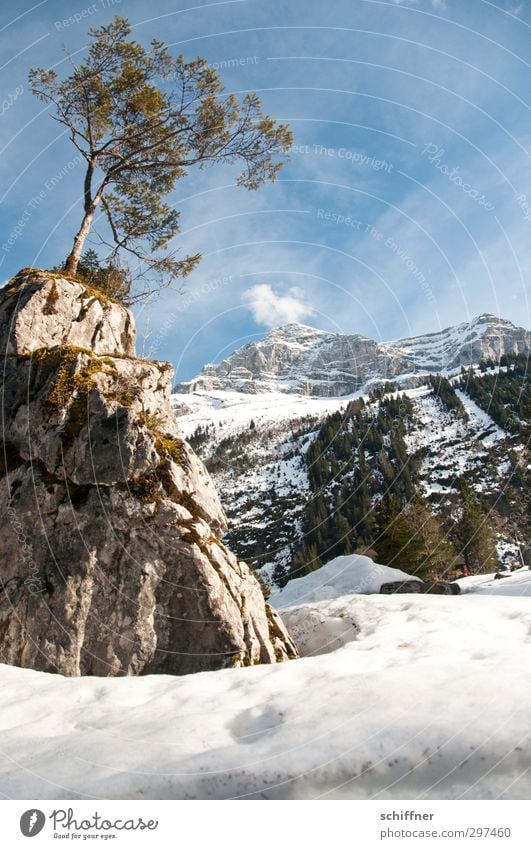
0;269;296;676
175;316;530;397
175;324;410;396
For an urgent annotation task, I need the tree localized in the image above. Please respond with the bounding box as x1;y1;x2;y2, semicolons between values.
30;17;292;301
374;496;423;574
374;494;455;581
452;479;500;574
290;543;322;580
69;248;132;301
332;512;353;556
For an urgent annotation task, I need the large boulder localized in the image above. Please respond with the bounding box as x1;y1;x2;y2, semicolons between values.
0;269;297;676
379;580;423;595
0;269;135;356
379;579;461;595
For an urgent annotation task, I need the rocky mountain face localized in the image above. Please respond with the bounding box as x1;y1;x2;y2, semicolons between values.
0;269;296;676
175;315;530;397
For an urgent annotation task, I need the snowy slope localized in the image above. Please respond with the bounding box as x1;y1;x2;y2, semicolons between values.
1;566;530;800
172;388;352;440
171;390;357;579
173;375;525;579
457;567;531;597
404;387;508;498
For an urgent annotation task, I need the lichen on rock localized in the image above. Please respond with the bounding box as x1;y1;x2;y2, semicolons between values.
0;269;297;676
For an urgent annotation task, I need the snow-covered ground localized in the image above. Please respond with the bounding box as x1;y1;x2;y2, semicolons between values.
1;562;529;800
454;389;506;446
457;568;531;597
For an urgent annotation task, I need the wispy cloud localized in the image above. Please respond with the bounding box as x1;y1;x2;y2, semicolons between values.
390;0;446;6
242;283;315;327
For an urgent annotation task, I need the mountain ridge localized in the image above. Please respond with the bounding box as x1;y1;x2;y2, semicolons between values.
175;314;530;397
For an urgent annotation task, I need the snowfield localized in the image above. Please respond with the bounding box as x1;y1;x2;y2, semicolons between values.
0;563;530;800
171;388;353;440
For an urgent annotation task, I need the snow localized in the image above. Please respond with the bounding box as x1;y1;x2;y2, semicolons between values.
172;388;352;440
454;389;505;446
0;554;530;801
279;577;531;658
457;567;531;597
383;313;515;372
402;386;508;500
269;553;422;609
1;567;531;799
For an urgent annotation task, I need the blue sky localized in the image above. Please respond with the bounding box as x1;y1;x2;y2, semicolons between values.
1;0;530;381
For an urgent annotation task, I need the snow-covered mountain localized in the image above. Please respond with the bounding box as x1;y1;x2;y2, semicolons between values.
172;316;529;587
175;314;530;397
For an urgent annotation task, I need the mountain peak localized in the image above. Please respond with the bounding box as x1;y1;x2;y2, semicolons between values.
175;314;529;397
472;313;512;326
265;322;329;339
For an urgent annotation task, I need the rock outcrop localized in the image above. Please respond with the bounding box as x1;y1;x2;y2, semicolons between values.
0;269;297;676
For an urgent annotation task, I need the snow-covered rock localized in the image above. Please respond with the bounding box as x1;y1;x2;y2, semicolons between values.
383;313;529;374
270;554;423;609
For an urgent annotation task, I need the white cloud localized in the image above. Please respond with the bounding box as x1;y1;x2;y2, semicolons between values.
242;283;314;327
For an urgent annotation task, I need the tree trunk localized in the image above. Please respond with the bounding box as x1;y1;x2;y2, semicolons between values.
64;208;96;276
64;160;98;276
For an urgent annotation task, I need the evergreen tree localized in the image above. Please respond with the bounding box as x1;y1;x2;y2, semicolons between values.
331;512;354;556
72;248;131;301
452;479;500;574
374;495;455;580
374;496;423;574
290;543;322;580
